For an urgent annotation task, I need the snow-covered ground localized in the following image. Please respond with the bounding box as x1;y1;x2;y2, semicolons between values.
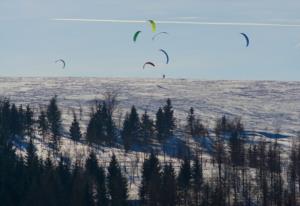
0;77;299;135
5;77;299;199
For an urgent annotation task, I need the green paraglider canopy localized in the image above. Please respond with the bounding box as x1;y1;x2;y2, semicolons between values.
133;31;142;42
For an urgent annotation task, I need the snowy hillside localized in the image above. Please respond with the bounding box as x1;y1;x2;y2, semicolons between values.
2;77;299;201
0;77;299;135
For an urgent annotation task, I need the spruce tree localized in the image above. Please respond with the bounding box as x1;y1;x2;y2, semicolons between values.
213;127;226;185
288;141;298;205
121;106;141;151
85;151;99;177
0;99;12;142
186;107;206;138
140;111;154;145
163;98;175;138
10;103;23;136
24;105;34;137
37;110;49;141
100;102;109;143
107;154;128;206
191;157;203;206
139;152;161;206
160;163;177;206
177;157;191;206
186;107;196;137
86;113;100;144
47;96;62;150
85;152;108;206
96;166;108;206
56;156;71;206
70;163;88;206
121;113;132;151
86;102;116;145
69;113;82;142
26;138;39;169
105;109;117;146
155;107;165;142
128;106;141;143
83;182;94;206
229;131;245;167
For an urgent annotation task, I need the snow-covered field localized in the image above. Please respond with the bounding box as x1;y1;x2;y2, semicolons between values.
0;77;299;135
5;77;299;199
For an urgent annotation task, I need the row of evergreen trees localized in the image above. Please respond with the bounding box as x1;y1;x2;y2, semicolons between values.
85;98;177;151
0;97;62;148
0;95;202;155
0;141;128;206
3;135;300;206
0;96;198;154
138;122;300;206
139;153;204;206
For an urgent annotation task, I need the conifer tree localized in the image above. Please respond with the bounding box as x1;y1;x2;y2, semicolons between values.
47;96;62;150
121;106;141;151
155;107;165;142
163;98;175;138
85;151;108;206
140;110;154;145
0;99;12;142
213;126;226;185
26;138;39;169
288;140;298;205
56;156;72;206
24;104;34;137
69;113;82;142
191;157;203;206
186;107;196;137
128;106;141;143
186;107;206;138
83;182;94;206
160;163;177;206
86;102;117;146
139;152;162;206
10;103;23;136
86;109;100;144
107;154;128;206
177;157;192;206
105;110;117;146
37;110;49;141
229;131;245;167
122;113;132;151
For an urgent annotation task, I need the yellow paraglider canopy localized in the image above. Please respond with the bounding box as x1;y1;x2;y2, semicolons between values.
148;20;156;32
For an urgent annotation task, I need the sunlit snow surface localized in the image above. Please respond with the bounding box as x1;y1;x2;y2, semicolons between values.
4;77;300;199
0;77;299;135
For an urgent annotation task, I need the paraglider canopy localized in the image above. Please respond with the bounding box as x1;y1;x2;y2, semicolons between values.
143;62;155;69
159;49;169;64
133;31;142;42
152;32;169;41
148;20;156;32
55;59;66;69
240;33;250;47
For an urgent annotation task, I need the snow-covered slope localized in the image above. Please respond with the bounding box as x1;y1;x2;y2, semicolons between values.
0;77;299;135
6;77;298;200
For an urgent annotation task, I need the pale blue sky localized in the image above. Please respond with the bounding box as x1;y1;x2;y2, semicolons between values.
1;0;300;80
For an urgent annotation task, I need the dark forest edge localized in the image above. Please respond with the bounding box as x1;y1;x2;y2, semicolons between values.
0;96;299;206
